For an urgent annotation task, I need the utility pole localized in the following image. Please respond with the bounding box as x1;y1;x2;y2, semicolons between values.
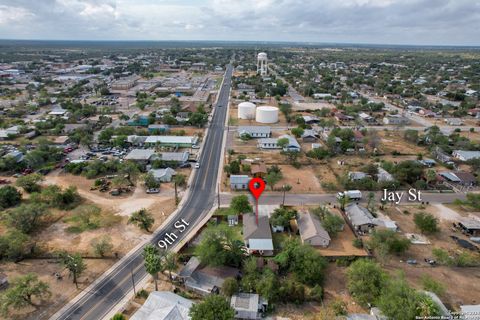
174;180;179;205
217;183;220;209
130;268;136;296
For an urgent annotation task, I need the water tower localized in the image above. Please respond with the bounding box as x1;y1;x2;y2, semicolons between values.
257;52;268;76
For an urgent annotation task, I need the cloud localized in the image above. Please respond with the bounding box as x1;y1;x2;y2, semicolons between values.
0;0;478;45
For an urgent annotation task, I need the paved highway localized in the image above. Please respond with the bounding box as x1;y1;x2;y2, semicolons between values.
53;64;233;320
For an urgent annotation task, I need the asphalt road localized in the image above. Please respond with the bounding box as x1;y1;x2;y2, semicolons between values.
54;65;233;320
219;191;466;207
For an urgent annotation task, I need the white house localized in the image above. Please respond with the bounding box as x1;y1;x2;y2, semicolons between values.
230;175;250;190
238;126;271;138
149;168;176;183
383;114;410;125
231;293;268;320
130;291;193;320
257;135;300;152
452;150;480;162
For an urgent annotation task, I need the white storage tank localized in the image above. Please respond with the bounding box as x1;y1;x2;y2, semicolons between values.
238;102;256;119
256;106;279;123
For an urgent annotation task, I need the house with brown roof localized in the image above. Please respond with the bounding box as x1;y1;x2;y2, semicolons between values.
250;163;267;178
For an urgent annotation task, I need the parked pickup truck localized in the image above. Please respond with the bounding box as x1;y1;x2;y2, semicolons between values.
337;190;362;201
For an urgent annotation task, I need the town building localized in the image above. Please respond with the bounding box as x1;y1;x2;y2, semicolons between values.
237;126;271;138
124;149;156;163
144;136;198;147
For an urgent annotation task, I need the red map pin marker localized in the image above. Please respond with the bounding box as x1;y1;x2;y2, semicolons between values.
249;177;265;200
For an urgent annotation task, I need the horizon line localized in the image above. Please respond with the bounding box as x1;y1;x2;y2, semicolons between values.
0;38;479;49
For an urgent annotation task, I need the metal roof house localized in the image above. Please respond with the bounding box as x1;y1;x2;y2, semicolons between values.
148;124;170;133
243;214;274;256
230;293;268;320
458;218;480;237
452;150;480;162
439;171;476;187
124;149;156;162
345;204;376;234
377;167;395;182
178;257;240;296
145;136;198;147
230;175;250;190
383;114;410;125
257;135;300;152
348;171;370;181
238;126;271;138
149;168;176;183
301;129;319;142
297;212;331;247
158;152;190;164
130;291;193;320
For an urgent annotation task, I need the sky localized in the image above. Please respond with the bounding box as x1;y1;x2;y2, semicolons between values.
0;0;479;45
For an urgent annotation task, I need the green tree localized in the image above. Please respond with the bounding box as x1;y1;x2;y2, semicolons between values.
270;207;296;228
421;274;445;297
274;239;327;286
111;314;126;320
281;184;292;206
0;185;21;209
173;173;187;187
90;235;113;258
221;277;239;297
377;276;440;320
142;244;163;291
291;127;304;138
337;193;350;211
277;137;289;149
393;161;424;185
426;169;437;186
0;230;30;261
128;208;155;232
265;171;282;191
368;229;410;261
414;212;439;234
144;173;160;189
346;259;387;306
278;279;306;305
322;213;345;237
229;160;240;174
15;173;44;193
5;203;49;234
189;295;235;320
195;224;245;267
230;195;252;215
58;252;86;288
0;273;51;317
163;251;177;282
255;268;279;302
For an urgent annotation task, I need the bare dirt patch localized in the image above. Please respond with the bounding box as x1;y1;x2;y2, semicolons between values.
379;205;480;309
